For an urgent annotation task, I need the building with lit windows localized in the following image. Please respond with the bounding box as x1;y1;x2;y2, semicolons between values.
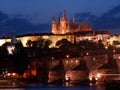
108;34;120;48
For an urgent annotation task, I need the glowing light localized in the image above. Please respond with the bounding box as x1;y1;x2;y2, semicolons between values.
96;73;101;78
7;45;15;55
89;83;93;86
76;60;79;64
65;76;70;82
12;73;16;76
66;54;69;58
66;60;68;63
88;37;91;40
89;77;92;81
105;46;108;49
86;52;89;55
113;50;116;53
95;77;98;80
65;77;70;81
89;76;97;82
118;56;120;59
7;73;11;76
93;58;96;61
51;57;54;60
71;60;73;63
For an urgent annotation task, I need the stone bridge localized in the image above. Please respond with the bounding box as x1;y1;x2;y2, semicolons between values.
27;53;120;83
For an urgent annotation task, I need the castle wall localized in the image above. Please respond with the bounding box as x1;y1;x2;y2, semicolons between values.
0;39;6;46
0;33;109;48
108;35;120;45
16;34;74;48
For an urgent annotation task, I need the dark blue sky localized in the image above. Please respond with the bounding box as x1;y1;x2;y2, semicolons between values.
0;0;119;23
0;0;120;35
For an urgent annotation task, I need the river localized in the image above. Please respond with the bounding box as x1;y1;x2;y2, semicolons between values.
1;86;105;90
0;81;105;90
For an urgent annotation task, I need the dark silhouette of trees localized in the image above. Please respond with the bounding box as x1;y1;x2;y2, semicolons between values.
1;42;11;56
36;37;45;48
56;39;73;51
77;40;97;50
76;39;105;51
97;40;104;49
0;40;51;76
26;40;32;47
0;43;10;74
44;39;52;49
113;40;120;46
11;42;28;75
26;37;52;48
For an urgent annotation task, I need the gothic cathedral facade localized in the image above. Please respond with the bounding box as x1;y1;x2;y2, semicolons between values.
51;10;93;34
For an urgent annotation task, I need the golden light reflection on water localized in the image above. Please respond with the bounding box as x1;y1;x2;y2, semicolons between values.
0;79;105;90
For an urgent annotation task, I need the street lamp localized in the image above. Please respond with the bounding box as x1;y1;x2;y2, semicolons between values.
105;46;108;49
113;49;116;53
118;56;120;60
66;54;69;58
86;52;89;55
51;57;54;60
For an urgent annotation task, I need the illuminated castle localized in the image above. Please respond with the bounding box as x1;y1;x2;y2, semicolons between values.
52;10;92;34
0;11;111;47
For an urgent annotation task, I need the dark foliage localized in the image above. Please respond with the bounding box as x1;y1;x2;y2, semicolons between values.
11;42;28;75
56;39;73;51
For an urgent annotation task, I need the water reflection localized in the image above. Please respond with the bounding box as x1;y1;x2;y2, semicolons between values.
8;86;105;90
0;83;105;90
0;80;105;90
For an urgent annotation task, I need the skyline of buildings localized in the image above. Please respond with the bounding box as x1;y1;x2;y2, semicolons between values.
0;10;119;48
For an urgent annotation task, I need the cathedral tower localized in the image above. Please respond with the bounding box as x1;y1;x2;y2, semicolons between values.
52;16;58;34
59;10;70;34
11;31;16;45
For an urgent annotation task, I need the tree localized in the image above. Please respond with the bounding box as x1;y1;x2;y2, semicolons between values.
56;39;73;51
77;40;98;50
0;42;11;74
27;37;52;49
113;40;120;45
26;40;32;47
1;42;11;56
36;37;45;48
44;39;52;48
11;42;28;75
32;41;37;47
97;40;104;49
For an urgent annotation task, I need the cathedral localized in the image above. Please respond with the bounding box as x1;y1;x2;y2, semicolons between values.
52;10;92;34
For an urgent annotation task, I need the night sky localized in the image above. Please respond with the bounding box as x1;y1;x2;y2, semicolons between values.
0;0;120;36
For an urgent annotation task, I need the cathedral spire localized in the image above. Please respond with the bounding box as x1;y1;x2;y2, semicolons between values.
72;16;75;24
11;30;16;45
63;10;66;18
52;16;56;23
52;16;57;34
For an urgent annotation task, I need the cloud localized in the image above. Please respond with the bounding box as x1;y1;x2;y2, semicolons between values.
0;11;50;36
74;12;98;24
1;4;120;36
74;5;120;34
94;5;120;28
